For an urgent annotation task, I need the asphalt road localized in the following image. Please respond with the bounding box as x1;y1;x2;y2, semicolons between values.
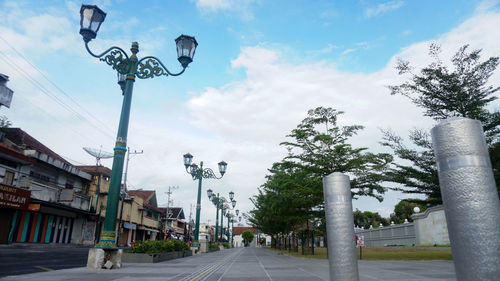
0;246;91;277
0;247;457;280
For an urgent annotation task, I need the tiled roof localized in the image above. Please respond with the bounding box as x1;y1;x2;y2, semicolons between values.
76;165;112;177
2;128;70;165
129;190;155;201
233;226;258;236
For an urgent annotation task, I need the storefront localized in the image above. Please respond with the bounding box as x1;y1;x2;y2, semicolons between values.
0;184;31;244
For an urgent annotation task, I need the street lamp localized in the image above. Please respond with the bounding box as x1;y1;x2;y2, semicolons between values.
209;192;222;242
79;4;197;249
236;209;239;216
184;154;227;247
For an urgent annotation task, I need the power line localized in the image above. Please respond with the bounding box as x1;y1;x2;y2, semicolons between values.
0;35;118;139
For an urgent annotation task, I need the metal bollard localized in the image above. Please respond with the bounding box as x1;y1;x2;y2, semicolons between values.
323;172;359;281
431;117;500;281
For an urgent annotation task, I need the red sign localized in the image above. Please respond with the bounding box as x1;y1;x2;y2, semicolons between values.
0;184;30;210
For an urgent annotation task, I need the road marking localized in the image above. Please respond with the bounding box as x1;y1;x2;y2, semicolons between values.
187;249;242;281
215;248;245;281
255;249;274;281
34;266;53;271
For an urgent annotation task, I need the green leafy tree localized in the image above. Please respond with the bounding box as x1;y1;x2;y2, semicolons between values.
281;107;393;201
384;44;500;203
393;200;426;223
241;230;254;246
353;209;389;229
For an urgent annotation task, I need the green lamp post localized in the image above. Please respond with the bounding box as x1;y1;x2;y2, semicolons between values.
183;153;227;247
79;4;198;249
207;189;220;243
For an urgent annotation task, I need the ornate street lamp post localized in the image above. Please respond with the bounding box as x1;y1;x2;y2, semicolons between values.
184;153;227;247
207;190;221;243
79;4;197;249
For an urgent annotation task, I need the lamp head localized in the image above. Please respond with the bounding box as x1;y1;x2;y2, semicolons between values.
183;153;193;168
175;35;198;68
218;160;227;176
79;4;106;42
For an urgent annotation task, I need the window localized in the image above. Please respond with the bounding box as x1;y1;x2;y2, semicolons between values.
3;171;14;185
65;179;74;189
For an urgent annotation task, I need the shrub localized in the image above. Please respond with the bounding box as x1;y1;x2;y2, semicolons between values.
129;240;188;255
223;243;230;248
208;243;219;249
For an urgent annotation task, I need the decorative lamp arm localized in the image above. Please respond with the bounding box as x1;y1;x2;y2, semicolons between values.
202;168;224;179
84;41;129;74
136;56;186;79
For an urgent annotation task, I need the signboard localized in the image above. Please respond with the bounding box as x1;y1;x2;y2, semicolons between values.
356;235;365;247
123;222;136;230
0;84;13;108
0;184;30;210
28;203;41;211
192;241;199;247
58;189;75;202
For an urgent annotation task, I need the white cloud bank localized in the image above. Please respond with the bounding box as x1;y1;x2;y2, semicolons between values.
185;4;500;218
365;1;404;18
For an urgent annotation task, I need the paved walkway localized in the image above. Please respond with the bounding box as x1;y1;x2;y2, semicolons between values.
0;247;456;281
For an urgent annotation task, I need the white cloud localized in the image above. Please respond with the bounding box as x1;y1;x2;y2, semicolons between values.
365;1;404;18
185;5;500;219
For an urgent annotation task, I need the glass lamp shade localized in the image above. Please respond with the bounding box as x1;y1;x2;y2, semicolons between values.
207;188;213;199
175;35;198;68
229;191;234;200
189;163;198;174
231;199;236;208
79;5;106;42
218;161;227;175
183;153;193;168
235;209;239;216
238;216;241;222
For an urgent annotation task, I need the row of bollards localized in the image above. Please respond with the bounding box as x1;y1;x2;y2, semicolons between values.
323;118;500;281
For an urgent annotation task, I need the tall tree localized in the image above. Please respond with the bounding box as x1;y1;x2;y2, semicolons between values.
384;44;500;203
281;107;392;201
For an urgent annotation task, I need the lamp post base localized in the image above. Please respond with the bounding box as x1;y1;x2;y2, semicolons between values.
86;248;122;270
95;231;117;249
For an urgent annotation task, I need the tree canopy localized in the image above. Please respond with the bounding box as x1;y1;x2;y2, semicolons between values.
384;44;500;203
248;107;392;238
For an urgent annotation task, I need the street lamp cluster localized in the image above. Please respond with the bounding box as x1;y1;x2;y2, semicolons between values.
79;4;198;249
183;153;227;247
207;189;238;245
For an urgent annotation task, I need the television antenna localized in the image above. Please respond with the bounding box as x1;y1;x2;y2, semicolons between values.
83;146;113;233
83;147;114;165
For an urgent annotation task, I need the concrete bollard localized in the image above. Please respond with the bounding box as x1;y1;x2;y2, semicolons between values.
431;117;500;281
323;172;359;281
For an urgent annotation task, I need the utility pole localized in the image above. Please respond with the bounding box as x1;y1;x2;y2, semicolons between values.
164;186;178;238
116;147;143;246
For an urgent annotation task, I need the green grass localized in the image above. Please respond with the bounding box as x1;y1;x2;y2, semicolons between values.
269;247;452;260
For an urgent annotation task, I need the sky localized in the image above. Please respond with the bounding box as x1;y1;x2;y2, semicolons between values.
1;0;500;225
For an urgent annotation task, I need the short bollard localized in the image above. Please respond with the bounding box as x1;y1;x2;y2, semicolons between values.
431;117;500;281
323;172;359;281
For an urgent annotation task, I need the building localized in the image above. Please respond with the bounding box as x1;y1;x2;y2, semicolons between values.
127;190;163;242
0;128;95;245
159;207;186;240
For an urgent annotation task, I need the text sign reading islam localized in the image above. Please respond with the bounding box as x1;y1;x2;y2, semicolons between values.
0;184;30;210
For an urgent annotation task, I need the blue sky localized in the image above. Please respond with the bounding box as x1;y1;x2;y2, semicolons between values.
1;0;499;224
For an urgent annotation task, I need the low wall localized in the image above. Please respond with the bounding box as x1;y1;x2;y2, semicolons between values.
412;205;450;245
355;205;450;246
355;223;415;247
